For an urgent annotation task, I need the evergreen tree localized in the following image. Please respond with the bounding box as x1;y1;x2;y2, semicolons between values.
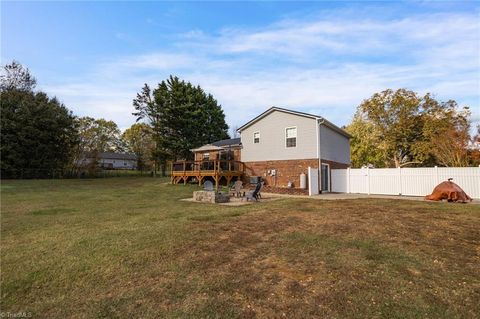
1;90;77;178
1;61;77;178
133;76;229;171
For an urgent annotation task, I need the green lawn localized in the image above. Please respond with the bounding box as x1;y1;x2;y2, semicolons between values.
1;177;479;318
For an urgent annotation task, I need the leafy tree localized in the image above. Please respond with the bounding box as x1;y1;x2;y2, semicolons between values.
414;97;472;167
133;76;229;173
75;117;124;154
73;117;125;169
122;123;154;170
469;125;480;165
356;89;423;167
1;87;77;178
132;84;168;174
346;114;384;168
348;89;473;167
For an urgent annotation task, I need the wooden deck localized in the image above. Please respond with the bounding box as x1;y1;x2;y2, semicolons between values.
170;160;245;187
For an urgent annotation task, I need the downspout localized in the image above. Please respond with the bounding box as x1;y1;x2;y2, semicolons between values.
317;118;325;193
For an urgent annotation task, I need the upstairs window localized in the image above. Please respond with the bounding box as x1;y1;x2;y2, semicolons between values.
203;153;210;160
286;127;297;148
253;132;260;144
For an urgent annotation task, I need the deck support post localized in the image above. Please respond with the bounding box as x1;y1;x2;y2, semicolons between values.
226;175;232;187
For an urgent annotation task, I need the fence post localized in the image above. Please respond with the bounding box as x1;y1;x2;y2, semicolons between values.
434;166;439;185
398;167;402;195
347;167;350;193
367;167;370;195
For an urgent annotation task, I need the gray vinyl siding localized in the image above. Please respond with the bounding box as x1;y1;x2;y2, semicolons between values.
241;110;318;162
319;125;350;164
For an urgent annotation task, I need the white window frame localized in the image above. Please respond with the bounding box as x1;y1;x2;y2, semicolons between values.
285;126;297;148
203;152;210;160
253;131;260;144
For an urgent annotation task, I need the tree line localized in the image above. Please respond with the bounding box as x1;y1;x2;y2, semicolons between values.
0;61;229;178
1;61;479;179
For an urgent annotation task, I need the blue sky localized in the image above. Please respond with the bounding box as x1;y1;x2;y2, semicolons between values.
2;1;479;133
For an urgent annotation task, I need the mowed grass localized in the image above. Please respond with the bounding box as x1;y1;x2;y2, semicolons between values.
1;178;479;318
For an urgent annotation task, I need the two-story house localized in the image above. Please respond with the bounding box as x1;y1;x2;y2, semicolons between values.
237;107;351;191
176;107;350;193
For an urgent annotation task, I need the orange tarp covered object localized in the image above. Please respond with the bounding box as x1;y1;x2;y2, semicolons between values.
425;181;472;203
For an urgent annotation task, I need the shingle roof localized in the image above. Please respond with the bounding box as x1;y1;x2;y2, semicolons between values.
211;138;241;147
190;144;224;152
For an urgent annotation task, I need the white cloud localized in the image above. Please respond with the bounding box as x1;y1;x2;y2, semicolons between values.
42;9;480;132
112;53;196;70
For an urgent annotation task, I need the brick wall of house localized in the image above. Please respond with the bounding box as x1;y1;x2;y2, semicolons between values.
320;159;349;169
244;159;319;188
244;158;350;189
262;186;309;195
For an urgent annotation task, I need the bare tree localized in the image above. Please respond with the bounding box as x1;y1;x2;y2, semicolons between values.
230;125;240;139
0;61;37;92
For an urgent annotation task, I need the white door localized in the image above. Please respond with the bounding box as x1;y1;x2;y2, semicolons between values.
308;167;319;196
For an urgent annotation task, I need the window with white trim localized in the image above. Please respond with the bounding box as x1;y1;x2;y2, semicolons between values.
203;153;210;160
253;132;260;144
285;127;297;148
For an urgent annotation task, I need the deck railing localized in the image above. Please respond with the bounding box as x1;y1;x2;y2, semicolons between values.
171;160;245;174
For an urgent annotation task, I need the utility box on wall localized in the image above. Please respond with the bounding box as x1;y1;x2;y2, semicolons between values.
300;173;307;189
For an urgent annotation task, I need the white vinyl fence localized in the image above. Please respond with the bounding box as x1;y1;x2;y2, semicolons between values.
331;167;480;199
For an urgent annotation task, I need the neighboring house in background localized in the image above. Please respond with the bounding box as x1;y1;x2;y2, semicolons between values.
191;138;242;162
79;152;138;170
237;107;351;191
